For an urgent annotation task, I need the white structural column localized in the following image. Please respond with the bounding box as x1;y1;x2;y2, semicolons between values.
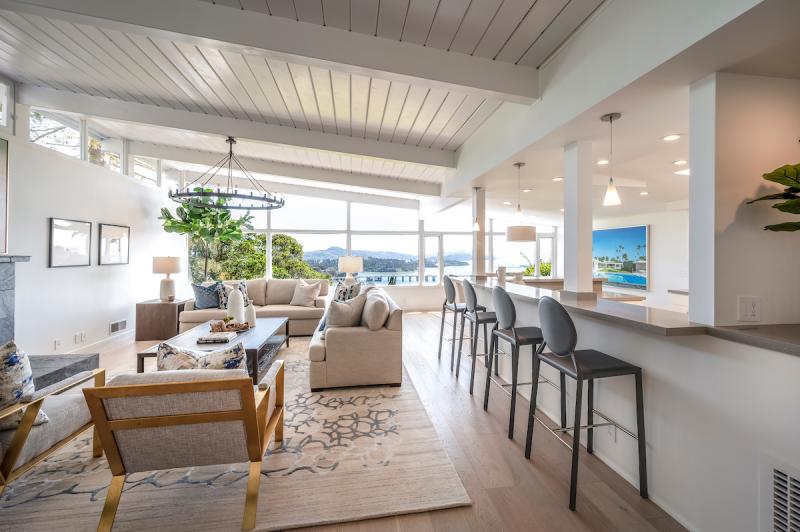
472;187;486;276
562;141;594;294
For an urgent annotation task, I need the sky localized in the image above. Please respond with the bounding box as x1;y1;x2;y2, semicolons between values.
592;226;647;261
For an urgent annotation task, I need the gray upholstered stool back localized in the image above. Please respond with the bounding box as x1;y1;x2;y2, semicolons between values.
492;286;516;330
443;276;457;304
538;296;577;357
462;279;479;312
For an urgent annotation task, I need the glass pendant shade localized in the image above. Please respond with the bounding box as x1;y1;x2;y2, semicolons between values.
603;178;622;206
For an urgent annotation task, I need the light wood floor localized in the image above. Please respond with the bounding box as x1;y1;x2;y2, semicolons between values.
89;312;685;532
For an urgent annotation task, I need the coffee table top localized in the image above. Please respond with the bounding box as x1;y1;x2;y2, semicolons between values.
140;317;287;354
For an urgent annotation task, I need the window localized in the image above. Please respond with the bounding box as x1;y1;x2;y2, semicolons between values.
539;237;554;277
442;234;473;278
29;110;81;158
271;233;344;281
425;205;473;232
189;232;267;284
350;202;418;231
350;234;419;285
0;83;8;127
492;236;536;272
423;236;440;285
134;156;158;184
87;127;121;172
271;194;346;230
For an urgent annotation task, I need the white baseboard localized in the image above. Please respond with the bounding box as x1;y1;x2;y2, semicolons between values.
68;329;135;354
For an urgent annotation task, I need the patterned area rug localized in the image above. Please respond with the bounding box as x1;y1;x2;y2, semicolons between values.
0;340;470;531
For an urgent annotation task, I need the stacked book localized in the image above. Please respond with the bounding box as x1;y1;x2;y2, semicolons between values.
197;331;238;344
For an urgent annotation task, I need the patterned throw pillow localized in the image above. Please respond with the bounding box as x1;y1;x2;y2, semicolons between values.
333;281;361;302
0;341;49;430
156;342;247;371
218;280;250;309
192;282;221;309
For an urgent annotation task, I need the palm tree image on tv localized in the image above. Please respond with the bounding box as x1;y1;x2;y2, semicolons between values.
592;226;648;290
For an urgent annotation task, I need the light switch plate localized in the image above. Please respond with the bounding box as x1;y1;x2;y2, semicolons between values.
737;296;761;322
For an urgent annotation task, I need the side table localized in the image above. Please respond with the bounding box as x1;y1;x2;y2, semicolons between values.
135;299;190;341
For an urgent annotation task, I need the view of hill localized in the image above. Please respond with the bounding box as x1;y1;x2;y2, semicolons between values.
304;246;470;264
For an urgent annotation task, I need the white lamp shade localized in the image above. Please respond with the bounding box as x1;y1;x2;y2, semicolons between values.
338;255;364;274
153;256;181;274
506;225;537;242
603;179;622;206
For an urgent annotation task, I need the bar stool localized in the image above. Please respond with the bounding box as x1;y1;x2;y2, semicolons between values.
457;279;497;394
524;296;648;511
437;276;484;371
483;285;544;439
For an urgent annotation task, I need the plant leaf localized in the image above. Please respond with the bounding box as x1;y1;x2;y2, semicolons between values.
773;198;800;214
764;221;800;232
746;191;799;204
762;163;800;188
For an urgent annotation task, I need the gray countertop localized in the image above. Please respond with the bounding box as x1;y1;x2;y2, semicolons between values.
708;325;800;356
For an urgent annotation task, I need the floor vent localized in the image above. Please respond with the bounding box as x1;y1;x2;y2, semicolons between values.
773;468;800;532
109;319;127;334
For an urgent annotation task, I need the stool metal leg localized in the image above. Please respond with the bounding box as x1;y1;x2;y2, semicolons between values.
508;343;520;439
455;312;466;375
469;321;479;392
560;373;567;429
569;379;583;511
587;379;595;454
437;304;446;360
635;371;649;499
483;331;497;410
482;323;489;366
450;309;458;371
525;354;542;458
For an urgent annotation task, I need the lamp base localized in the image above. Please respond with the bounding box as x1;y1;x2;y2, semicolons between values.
159;278;176;302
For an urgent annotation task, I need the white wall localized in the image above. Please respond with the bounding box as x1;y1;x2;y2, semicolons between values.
690;73;800;325
596;210;689;311
8;138;186;354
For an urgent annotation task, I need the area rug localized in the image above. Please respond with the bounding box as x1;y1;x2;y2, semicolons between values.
0;339;470;531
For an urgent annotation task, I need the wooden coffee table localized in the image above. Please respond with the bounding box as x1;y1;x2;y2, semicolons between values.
137;317;288;384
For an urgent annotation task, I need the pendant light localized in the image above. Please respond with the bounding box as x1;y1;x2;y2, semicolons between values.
601;113;622;207
506;162;537;242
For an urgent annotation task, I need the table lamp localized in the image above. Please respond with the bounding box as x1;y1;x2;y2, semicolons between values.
338;255;363;284
153;256;181;301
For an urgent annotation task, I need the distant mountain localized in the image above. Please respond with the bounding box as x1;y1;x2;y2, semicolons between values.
304;246;471;263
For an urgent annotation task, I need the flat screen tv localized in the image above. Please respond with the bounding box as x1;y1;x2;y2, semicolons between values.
592;225;649;291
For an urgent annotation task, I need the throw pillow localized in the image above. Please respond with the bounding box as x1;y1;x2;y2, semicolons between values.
290;280;322;307
333;281;361;301
326;292;367;329
218;280;250;309
361;291;390;331
0;341;49;430
192;282;222;309
156;342;247;371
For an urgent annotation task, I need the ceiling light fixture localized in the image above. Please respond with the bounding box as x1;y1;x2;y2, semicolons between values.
640;191;649;196
523;188;532;192
506;162;537;242
673;159;688;166
663;134;681;142
513;162;526;218
601;112;622;207
552;176;564;182
169;136;284;211
675;168;691;176
597;159;609;166
503;201;512;206
472;217;480;232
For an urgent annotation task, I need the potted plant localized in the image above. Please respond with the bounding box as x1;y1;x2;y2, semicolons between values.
748;163;800;231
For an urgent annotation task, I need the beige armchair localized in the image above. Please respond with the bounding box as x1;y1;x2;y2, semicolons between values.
83;361;285;531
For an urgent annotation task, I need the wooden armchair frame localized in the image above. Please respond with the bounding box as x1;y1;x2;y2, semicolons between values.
83;361;285;532
0;368;106;496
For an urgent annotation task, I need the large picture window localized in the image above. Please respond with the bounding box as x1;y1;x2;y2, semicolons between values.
350;234;419;285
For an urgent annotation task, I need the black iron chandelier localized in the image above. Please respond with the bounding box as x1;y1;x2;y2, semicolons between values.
168;136;285;211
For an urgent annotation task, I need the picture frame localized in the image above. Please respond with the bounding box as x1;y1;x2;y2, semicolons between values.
592;225;650;291
98;223;130;265
49;218;91;268
0;137;8;254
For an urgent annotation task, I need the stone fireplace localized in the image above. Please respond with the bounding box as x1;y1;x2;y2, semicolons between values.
0;255;30;345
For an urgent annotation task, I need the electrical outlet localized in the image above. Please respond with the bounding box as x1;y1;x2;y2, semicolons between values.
737;296;761;322
80;331;86;342
74;333;81;344
53;339;61;350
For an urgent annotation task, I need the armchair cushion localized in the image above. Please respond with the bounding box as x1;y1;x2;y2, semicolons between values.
156;342;247;371
0;341;49;430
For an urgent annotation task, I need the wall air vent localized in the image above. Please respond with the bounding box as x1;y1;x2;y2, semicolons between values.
109;320;127;334
773;468;800;532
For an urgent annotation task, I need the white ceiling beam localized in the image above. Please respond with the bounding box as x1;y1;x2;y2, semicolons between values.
18;84;454;168
130;141;440;197
1;0;539;104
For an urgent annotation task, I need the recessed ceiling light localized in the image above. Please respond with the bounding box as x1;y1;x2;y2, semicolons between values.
552;177;564;182
674;168;691;176
559;208;565;212
522;188;532;192
663;134;681;142
640;191;649;196
596;159;609;166
503;201;512;205
673;159;688;166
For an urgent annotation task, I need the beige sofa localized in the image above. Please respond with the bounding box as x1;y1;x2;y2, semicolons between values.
307;288;402;391
179;278;328;336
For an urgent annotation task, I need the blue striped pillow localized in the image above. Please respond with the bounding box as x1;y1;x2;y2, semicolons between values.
192;282;221;309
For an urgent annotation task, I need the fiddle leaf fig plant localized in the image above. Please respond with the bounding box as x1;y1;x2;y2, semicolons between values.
747;163;800;232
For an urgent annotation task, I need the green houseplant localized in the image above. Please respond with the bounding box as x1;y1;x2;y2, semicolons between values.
159;188;254;281
747;163;800;231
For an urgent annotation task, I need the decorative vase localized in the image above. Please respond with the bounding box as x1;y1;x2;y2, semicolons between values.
496;266;506;284
245;302;257;328
226;288;246;324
